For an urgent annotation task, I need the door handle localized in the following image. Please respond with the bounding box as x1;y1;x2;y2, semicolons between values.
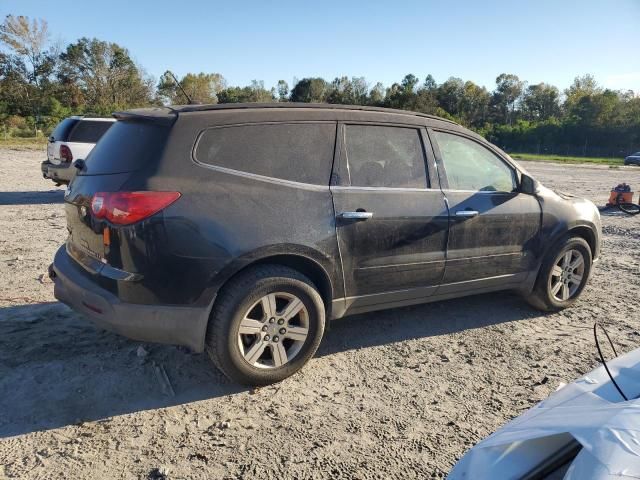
339;211;373;220
455;210;479;217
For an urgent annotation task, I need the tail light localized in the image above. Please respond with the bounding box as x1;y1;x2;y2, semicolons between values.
59;145;73;163
90;191;181;225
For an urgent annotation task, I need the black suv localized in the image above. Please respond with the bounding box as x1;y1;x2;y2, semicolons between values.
51;104;601;385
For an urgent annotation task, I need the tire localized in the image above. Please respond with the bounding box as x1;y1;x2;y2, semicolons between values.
205;264;325;385
525;236;592;312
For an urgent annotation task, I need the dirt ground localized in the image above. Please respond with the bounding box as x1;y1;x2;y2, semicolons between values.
1;148;639;479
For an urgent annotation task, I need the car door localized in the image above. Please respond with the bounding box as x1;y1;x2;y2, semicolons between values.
429;129;542;292
330;123;449;314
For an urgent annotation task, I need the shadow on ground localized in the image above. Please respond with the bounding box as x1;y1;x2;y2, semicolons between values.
0;292;536;438
0;190;65;206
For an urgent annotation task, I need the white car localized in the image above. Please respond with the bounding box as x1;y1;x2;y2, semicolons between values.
41;116;115;184
624;152;640;166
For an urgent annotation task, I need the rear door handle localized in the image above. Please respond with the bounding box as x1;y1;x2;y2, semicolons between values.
339;211;373;220
455;210;479;217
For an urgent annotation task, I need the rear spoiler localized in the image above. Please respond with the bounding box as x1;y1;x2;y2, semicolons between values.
112;109;177;126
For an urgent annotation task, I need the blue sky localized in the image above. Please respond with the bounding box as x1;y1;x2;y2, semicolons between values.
2;0;639;93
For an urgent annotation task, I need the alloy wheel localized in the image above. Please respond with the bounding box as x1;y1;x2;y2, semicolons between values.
549;249;585;301
237;292;310;369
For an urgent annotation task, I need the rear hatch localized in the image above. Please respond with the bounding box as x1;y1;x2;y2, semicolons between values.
64;118;175;271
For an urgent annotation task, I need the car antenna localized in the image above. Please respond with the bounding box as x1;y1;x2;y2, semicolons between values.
165;70;197;105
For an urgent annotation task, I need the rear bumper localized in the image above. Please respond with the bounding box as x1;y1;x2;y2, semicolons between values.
50;245;211;352
42;161;74;183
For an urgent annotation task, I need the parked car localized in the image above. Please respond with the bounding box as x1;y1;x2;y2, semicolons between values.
50;103;601;385
41;116;115;185
624;152;640;165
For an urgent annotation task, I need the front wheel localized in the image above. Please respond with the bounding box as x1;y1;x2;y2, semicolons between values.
205;265;325;385
525;236;592;312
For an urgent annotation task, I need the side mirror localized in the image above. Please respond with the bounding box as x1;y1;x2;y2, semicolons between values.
519;173;537;195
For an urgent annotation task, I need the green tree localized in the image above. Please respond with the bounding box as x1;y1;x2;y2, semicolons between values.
459;81;490;127
491;73;524;125
0;15;54;88
522;83;560;121
277;80;289;102
436;77;464;116
58;37;153;111
217;81;275;103
368;82;385;106
325;76;368;105
385;74;420;110
0;15;57;132
157;71;226;104
290;77;328;103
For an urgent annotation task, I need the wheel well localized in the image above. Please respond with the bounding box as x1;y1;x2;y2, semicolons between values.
568;226;596;258
223;255;333;312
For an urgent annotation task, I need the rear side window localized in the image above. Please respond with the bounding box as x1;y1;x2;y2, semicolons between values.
344;125;427;188
50;118;78;141
82;121;169;175
195;123;336;185
68;121;113;143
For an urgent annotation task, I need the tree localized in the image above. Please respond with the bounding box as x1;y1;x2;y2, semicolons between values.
492;73;524;125
217;81;275;103
436;77;464;116
563;74;602;121
290;77;328;103
0;15;57;132
0;15;53;88
384;74;420;110
401;74;419;94
368;82;385;106
422;74;437;91
157;71;225;104
522;83;560;121
276;80;289;102
58;37;154;111
459;81;490;127
325;76;368;105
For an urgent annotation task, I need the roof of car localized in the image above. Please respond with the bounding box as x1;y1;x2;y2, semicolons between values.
115;102;459;126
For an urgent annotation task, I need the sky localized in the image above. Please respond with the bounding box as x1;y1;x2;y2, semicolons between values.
2;0;639;94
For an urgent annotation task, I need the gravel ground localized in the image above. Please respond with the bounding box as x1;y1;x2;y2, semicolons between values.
1;148;639;479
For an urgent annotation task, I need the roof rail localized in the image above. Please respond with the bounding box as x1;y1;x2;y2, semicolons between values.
171;102;459;125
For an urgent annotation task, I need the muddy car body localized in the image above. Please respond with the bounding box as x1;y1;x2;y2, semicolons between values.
51;103;601;384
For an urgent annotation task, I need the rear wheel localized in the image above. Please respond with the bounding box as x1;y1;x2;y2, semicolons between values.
206;265;325;385
525;236;592;312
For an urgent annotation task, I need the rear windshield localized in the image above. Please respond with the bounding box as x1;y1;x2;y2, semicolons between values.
82;121;169;175
50;118;79;142
68;120;113;143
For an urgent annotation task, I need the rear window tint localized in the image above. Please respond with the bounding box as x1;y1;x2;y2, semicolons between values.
50;118;78;141
82;121;169;175
195;123;336;185
68;121;113;143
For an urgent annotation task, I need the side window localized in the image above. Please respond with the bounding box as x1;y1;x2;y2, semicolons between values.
195;123;336;185
433;131;516;192
344;125;427;188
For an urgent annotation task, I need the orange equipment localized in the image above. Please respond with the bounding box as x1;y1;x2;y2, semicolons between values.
607;183;633;206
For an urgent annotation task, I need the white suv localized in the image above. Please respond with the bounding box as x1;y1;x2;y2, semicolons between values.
41;116;116;185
